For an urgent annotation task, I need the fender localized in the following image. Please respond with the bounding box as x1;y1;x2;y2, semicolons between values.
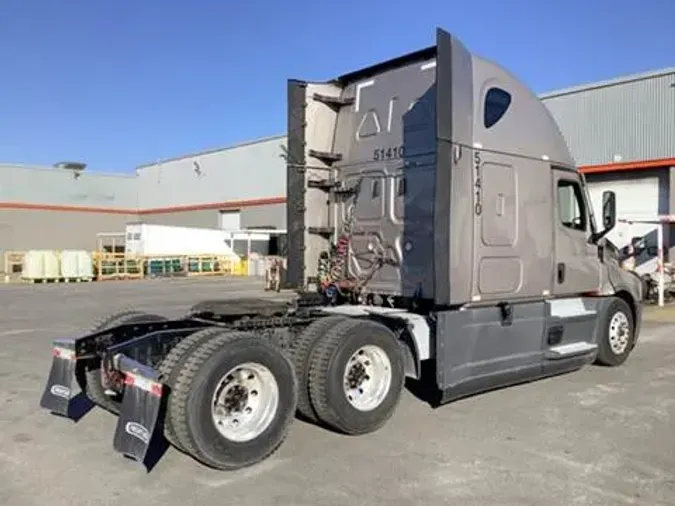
603;261;643;344
318;305;431;379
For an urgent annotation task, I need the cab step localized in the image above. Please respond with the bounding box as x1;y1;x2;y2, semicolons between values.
545;341;597;359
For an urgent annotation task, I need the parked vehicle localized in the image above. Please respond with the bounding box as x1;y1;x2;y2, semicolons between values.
617;235;670;303
40;27;643;472
641;265;675;304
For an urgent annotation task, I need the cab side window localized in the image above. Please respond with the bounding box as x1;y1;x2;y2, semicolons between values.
557;180;587;232
484;87;512;128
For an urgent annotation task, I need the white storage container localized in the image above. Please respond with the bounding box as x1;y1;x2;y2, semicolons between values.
60;250;79;279
77;251;94;278
22;250;45;280
60;250;93;279
21;250;60;280
43;251;60;279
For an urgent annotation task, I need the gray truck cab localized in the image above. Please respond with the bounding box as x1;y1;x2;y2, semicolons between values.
286;27;642;401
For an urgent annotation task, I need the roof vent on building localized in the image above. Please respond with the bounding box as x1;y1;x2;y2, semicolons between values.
54;161;87;178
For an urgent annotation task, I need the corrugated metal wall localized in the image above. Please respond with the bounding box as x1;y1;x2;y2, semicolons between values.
0;164;138;271
0;209;136;254
135;203;286;230
541;69;675;166
136;135;287;209
0;164;137;208
240;203;286;229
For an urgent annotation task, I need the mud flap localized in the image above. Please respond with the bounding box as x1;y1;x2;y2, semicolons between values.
39;339;78;418
112;354;165;468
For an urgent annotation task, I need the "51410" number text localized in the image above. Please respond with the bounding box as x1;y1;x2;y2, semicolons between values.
373;145;404;161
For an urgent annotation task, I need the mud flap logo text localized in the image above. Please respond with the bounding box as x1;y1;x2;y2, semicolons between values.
125;422;150;444
50;385;71;399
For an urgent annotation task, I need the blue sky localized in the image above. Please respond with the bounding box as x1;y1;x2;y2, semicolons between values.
0;0;673;173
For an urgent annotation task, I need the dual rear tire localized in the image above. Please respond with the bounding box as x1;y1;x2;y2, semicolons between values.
290;316;406;435
80;310;405;470
163;329;297;470
163;316;406;470
79;310;298;471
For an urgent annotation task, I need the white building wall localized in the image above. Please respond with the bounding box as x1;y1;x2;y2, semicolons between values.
136;135;287;210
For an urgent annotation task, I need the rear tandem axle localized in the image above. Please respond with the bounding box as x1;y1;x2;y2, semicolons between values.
39;298;413;471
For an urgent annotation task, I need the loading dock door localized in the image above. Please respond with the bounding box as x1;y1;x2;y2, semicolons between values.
218;210;241;231
587;176;660;273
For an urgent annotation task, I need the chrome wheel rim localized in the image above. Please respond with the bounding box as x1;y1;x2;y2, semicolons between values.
608;311;630;355
342;345;392;412
210;362;279;442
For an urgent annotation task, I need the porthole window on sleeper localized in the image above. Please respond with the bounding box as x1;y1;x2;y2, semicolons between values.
484;87;512;128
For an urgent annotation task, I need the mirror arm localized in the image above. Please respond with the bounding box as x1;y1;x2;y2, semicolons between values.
591;221;616;243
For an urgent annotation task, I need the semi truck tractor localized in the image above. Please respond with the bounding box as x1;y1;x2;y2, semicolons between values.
39;27;643;472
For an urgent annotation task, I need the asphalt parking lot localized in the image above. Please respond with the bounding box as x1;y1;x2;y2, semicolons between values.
1;277;674;506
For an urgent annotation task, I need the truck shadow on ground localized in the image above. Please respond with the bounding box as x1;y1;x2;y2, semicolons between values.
403;360;443;408
401;360;580;410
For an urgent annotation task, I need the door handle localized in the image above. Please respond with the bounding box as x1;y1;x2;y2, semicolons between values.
557;263;565;284
496;193;505;216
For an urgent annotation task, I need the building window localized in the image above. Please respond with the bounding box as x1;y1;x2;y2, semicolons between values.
557;179;587;231
484;87;512;128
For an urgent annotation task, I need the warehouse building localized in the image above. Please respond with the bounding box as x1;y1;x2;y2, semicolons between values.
0;135;287;272
0;66;673;273
134;135;287;231
542;67;675;272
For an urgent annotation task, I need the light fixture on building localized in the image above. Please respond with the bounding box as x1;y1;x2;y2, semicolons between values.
613;154;623;162
54;161;87;179
279;144;289;161
192;160;204;177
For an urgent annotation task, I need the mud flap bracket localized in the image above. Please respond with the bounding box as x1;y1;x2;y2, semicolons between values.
39;339;79;418
112;354;165;468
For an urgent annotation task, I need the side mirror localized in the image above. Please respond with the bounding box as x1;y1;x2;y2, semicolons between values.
602;190;616;231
